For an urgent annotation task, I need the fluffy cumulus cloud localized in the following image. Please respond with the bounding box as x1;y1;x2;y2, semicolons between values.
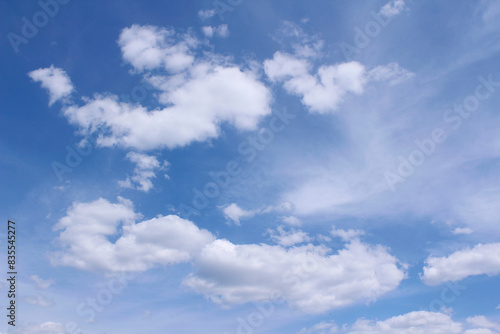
28;65;73;105
198;8;216;20
183;237;406;313
379;0;406;18
452;227;474;235
50;197;215;271
119;152;168;192
345;311;463;334
267;225;311;246
422;242;500;286
298;321;338;334
264;52;366;113
221;203;257;225
30;275;54;289
282;215;302;226
36;24;271;151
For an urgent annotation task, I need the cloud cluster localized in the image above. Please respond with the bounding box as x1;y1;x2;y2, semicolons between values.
184;238;406;313
52;198;406;313
118;24;197;73
422;242;500;285
264;53;413;113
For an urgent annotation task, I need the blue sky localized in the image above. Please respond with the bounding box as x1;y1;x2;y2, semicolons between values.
2;0;500;333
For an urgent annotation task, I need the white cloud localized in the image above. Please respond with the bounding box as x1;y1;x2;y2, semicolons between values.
221;203;257;225
467;316;500;331
422;242;500;285
119;152;168;192
28;65;73;105
19;322;65;334
452;227;474;235
267;226;311;246
272;65;500;231
25;295;53;307
367;63;415;85
282;216;302;226
30;275;54;289
346;311;463;334
50;197;215;272
283;176;361;215
202;26;214;38
379;0;406;18
221;202;293;225
202;25;229;38
339;312;500;334
298;321;338;334
198;9;216;19
60;25;271;150
265;23;413;113
183;238;406;313
216;24;229;38
273;21;324;59
264;52;366;113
